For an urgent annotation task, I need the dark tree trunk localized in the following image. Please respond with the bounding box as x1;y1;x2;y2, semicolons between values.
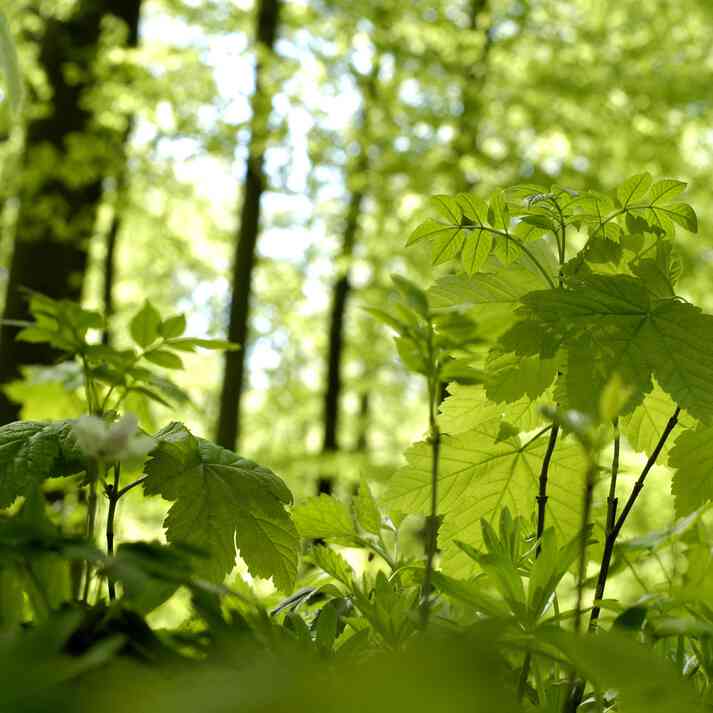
322;188;364;454
102;120;134;346
216;0;281;450
0;0;142;424
454;0;493;190
354;391;370;452
101;175;123;346
317;61;380;494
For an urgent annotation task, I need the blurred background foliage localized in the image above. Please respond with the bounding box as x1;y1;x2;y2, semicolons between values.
1;0;713;611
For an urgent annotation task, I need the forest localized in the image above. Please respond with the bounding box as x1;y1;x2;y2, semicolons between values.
2;1;713;711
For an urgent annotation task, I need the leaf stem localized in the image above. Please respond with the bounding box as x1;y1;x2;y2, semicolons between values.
106;463;120;601
456;224;556;289
420;332;441;627
420;398;441;626
610;407;679;541
116;474;149;499
536;424;560;555
588;427;620;631
81;461;100;604
574;459;596;635
568;408;680;712
520;424;553;452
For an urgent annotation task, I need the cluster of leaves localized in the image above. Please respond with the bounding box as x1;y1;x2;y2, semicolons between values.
14;292;235;414
6;174;713;712
391;173;713;561
0;293;299;599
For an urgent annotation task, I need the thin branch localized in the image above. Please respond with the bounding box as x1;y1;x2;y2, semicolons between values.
588;428;620;631
520;424;553;451
116;474;148;499
612;407;680;540
420;373;441;628
569;408;680;711
574;459;596;635
106;463;120;601
536;424;560;555
81;476;98;604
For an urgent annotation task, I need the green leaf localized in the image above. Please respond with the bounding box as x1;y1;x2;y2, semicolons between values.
354;477;381;534
431;571;510;618
391;275;429;319
311;545;354;587
669;426;713;516
431;194;462;222
142;423;299;592
428;239;557;310
599;372;634;422
0;567;23;629
528;528;580;621
0;12;22;114
385;425;587;576
487;190;509;229
656;202;697;233
292;495;357;542
649;179;687;204
546;629;704;713
166;337;240;351
520;275;713;422
128;386;173;409
314;600;339;653
129;368;190;404
103;542;198;614
485;348;556;403
129;301;161;348
144;350;183;370
158;314;186;339
617;172;652;208
407;219;465;266
621;380;692;456
461;230;493;276
0;420;86;507
456;193;488;223
439;383;546;435
641;300;713;422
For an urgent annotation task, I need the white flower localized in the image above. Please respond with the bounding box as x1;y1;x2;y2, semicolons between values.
72;413;155;463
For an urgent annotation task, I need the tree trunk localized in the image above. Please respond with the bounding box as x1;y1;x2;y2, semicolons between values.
454;0;493;191
316;188;364;495
354;391;370;452
0;0;142;424
102;120;134;346
317;60;381;494
216;0;282;450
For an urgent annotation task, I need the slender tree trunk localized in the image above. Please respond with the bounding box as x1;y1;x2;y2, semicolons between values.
354;391;370;452
455;0;493;191
0;0;142;424
317;59;380;495
102;121;134;346
102;199;121;346
216;0;282;450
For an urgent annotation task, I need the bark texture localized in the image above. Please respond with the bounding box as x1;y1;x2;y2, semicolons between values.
0;0;142;423
317;59;381;494
216;0;282;449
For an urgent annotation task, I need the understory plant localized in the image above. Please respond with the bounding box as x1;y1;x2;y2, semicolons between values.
3;175;713;713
